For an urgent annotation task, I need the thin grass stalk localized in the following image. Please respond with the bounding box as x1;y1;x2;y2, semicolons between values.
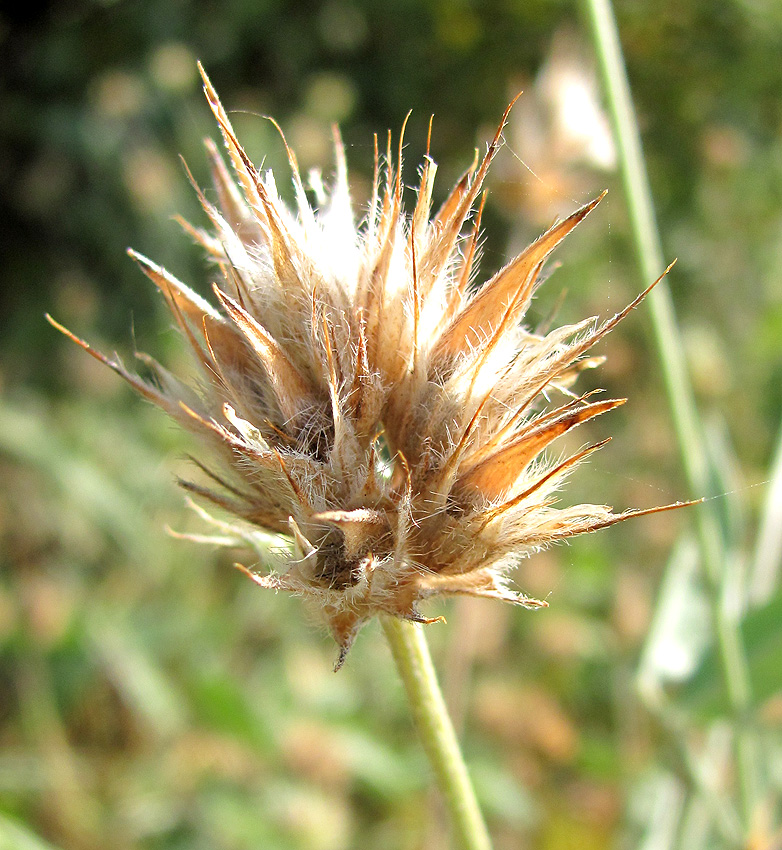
382;616;492;850
580;0;758;827
644;691;744;847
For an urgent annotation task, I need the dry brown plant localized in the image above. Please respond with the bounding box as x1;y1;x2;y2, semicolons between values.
49;66;686;667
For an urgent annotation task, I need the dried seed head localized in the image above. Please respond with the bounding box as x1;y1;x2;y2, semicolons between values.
49;66;689;667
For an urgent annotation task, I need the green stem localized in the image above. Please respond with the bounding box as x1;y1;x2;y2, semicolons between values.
643;690;744;847
382;616;492;850
581;0;758;827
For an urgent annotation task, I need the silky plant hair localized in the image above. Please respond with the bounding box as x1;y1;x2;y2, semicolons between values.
49;66;687;667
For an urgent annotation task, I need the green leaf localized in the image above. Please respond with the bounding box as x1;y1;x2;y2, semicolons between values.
87;612;188;738
637;538;711;698
188;669;274;748
0;814;63;850
684;588;782;717
747;417;782;605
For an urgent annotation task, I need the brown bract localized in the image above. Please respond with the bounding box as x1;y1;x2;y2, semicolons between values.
48;65;690;667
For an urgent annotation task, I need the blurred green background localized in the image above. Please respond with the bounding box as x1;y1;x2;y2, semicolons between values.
2;1;782;848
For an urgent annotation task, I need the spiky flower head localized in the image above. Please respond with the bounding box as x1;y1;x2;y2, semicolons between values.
50;66;683;667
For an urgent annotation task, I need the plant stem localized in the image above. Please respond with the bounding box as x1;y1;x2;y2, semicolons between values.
382;616;492;850
581;0;758;827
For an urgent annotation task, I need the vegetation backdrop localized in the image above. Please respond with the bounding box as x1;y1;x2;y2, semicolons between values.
2;1;781;848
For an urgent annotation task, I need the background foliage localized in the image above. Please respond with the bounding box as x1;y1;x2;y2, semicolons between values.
2;1;781;848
